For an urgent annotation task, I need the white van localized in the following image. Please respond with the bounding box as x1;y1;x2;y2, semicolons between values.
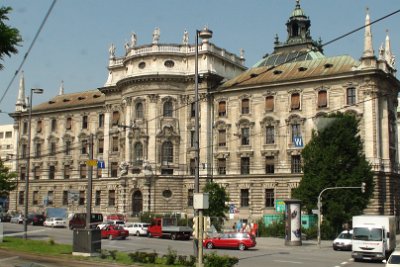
332;230;353;251
124;222;150;236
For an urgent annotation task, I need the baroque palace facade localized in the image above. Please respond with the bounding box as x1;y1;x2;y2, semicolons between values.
9;2;400;222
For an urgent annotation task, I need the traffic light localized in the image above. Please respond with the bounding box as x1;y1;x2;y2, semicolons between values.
361;182;366;193
192;216;199;239
203;216;211;233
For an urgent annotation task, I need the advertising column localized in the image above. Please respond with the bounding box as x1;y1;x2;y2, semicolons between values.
284;199;302;246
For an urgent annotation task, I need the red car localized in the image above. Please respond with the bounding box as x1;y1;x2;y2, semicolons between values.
203;232;256;251
100;225;129;240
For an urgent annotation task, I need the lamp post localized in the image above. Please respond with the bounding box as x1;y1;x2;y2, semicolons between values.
24;88;44;239
194;27;212;267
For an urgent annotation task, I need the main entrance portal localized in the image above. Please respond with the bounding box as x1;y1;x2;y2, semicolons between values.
131;190;143;216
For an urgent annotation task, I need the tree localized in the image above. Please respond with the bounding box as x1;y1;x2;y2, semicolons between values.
0;6;22;70
292;113;374;234
0;159;17;195
203;181;229;231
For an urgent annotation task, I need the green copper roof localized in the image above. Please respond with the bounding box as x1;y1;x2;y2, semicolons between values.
291;1;307;18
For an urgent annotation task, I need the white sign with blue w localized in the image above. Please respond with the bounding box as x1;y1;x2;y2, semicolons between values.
293;136;303;147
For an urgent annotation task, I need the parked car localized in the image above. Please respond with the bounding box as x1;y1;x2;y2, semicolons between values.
10;214;24;224
0;213;11;222
383;250;400;266
100;224;129;240
27;214;45;226
44;217;67;228
203;232;256;251
124;222;149;236
332;230;353;251
97;220;125;230
69;213;103;230
105;213;126;222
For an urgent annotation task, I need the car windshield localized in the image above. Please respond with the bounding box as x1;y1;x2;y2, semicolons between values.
353;227;382;241
389;255;400;264
338;233;352;239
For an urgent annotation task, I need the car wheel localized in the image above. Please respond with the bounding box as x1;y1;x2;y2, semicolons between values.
238;243;246;251
136;231;140;237
108;235;113;240
206;242;214;249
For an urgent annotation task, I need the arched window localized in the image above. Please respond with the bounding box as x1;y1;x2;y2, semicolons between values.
134;142;143;164
135;102;144;118
162;141;173;164
163;101;173;117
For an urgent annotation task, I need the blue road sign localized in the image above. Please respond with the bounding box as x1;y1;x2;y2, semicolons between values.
293;136;303;147
97;160;105;169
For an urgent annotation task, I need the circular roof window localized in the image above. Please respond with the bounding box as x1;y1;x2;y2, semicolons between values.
138;62;146;69
164;60;175;68
162;189;172;198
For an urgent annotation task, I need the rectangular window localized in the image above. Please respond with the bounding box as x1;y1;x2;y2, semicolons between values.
50;142;56;156
218;158;226;175
33;191;38;205
66;117;72;130
49;166;55;179
266;126;274;144
161;168;173;175
23;122;28;134
22;144;27;159
265;156;275;174
317;90;327;108
190;131;195;148
96;168;102;179
95;190;101;206
108;190;115;206
291;155;302;173
79;190;85;206
291;93;300;110
241;157;250;175
190;102;196;117
81;140;88;154
82;115;88;129
218;101;226;117
265;96;274;111
33;166;41;180
62;191;68;205
218;130;226;147
347;87;356;105
112;136;119;152
80;164;87;179
20;167;26;181
112;111;120;126
190;159;195;175
111;162;118;177
19;191;24;205
241;128;250;145
5;131;12;138
0;132;3;139
187;189;194;207
65;141;71;155
36;120;42;133
47;191;53;205
35;143;41;158
241;99;249;114
99;114;104;128
64;165;71;179
265;189;275;208
291;124;301;141
98;138;104;154
51;119;57;131
240;189;249;207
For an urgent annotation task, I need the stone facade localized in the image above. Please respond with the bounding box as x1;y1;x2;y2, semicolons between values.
8;2;400;223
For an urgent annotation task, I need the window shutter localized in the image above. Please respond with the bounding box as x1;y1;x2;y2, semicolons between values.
291;93;300;110
318;91;327;107
265;96;274;111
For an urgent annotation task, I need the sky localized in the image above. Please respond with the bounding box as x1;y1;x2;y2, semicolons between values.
0;0;399;125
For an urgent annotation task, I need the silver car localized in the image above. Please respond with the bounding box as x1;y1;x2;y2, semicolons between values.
124;222;149;236
332;230;353;251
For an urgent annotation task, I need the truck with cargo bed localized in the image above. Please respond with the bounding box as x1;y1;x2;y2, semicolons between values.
147;217;192;240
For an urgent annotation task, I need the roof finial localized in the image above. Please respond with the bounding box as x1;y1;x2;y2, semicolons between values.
362;6;374;58
58;80;64;96
16;71;26;111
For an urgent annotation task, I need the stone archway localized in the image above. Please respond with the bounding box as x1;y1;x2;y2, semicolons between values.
131;190;143;216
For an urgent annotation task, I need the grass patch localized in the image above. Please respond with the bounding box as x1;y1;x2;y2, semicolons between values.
0;236;72;255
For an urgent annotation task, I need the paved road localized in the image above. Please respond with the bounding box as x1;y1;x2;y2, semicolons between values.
0;223;385;267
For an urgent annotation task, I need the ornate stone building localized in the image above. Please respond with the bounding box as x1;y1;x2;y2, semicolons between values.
9;2;400;222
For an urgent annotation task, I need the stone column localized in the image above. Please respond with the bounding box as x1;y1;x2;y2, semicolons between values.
102;108;111;178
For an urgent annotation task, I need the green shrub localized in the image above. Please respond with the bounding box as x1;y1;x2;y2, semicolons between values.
109;250;117;260
164;246;177;265
100;249;108;259
302;225;317;240
204;252;239;267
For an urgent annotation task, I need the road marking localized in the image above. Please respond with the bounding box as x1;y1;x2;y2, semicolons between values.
341;261;348;264
0;256;19;262
274;260;303;264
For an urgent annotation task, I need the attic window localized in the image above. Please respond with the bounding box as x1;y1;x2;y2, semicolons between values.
273;70;282;75
48;101;55;104
93;94;101;98
324;63;333;68
298;67;307;72
138;62;146;69
78;96;86;100
63;99;70;102
250;73;259;78
164;60;175;68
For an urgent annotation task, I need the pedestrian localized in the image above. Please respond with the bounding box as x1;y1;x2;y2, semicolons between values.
233;222;236;231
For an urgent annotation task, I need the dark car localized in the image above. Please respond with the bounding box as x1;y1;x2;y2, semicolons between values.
0;213;11;222
27;214;45;226
203;232;256;251
69;213;103;230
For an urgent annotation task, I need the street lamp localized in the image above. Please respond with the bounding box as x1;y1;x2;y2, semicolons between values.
194;26;212;267
24;88;44;239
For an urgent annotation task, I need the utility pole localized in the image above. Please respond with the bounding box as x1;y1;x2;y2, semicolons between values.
86;134;94;229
